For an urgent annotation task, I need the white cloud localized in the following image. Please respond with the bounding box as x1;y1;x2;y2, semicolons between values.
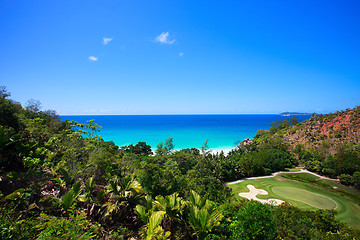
89;56;98;61
156;32;175;44
179;52;184;57
103;37;112;45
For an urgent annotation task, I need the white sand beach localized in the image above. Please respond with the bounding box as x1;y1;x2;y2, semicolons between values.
210;148;234;156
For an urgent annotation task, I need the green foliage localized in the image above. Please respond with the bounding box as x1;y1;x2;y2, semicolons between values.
177;148;200;155
0;127;23;170
300;143;360;180
136;191;224;240
269;118;293;132
172;151;198;175
108;226;136;240
135;195;154;224
86;147;122;183
61;190;77;211
42;181;82;211
58;167;74;186
0;220;16;239
23;156;44;171
0;203;37;240
121;141;152;156
35;211;99;240
290;116;300;126
229;201;277;240
187;191;223;240
0;88;21;131
258;135;290;152
153;192;185;223
201;139;211;157
101;176;144;222
256;149;295;173
140;211;171;240
0;86;11;99
155;137;174;155
270;204;357;239
64;119;102;139
353;171;360;187
84;119;103;139
25;99;42;113
5;188;29;201
136;195;172;240
79;176;95;202
72;181;82;198
186;156;233;203
3;187;32;215
338;174;354;186
138;156;186;196
2;88;360;239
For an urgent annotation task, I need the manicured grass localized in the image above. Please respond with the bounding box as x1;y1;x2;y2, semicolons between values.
285;168;301;172
229;173;360;228
282;172;320;182
272;186;337;209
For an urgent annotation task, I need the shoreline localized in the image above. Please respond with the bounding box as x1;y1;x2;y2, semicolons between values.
155;147;236;156
174;147;236;155
209;148;235;155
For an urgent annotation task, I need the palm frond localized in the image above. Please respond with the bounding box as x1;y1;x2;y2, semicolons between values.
135;205;150;224
85;176;95;193
97;189;106;202
61;190;75;211
58;167;74;186
72;181;82;199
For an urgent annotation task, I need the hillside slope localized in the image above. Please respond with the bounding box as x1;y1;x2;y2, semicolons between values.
285;106;360;153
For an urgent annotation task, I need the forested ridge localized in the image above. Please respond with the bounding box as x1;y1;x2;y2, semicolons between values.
1;86;359;239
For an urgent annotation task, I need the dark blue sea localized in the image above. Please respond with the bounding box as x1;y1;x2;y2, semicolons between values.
60;115;311;151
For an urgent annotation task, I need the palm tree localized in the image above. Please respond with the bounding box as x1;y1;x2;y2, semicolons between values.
135;195;171;240
79;176;95;202
153;192;185;234
78;176;98;217
140;211;170;240
101;175;144;222
186;190;223;240
135;195;154;224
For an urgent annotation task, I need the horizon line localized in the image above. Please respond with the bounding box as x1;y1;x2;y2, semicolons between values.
59;112;314;116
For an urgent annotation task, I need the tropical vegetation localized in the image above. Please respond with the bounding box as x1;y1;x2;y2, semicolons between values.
0;86;359;239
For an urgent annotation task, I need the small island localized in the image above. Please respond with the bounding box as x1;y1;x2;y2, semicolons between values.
279;112;312;116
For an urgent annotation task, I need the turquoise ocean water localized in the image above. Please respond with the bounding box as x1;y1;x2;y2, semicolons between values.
61;115;311;150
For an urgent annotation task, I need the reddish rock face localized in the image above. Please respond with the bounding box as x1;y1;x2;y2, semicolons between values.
284;107;360;154
320;111;354;137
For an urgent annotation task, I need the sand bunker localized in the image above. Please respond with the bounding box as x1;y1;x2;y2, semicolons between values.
239;185;285;206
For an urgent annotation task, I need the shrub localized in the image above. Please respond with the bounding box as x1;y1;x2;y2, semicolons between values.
229;201;277;240
0;202;37;240
338;174;354;186
35;211;99;239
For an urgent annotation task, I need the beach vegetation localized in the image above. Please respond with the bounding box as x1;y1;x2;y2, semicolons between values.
155;137;174;155
121;141;152;156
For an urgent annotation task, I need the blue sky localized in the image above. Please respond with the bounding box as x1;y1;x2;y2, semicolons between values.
1;0;359;115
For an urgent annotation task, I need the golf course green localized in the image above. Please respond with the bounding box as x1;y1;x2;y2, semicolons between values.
272;186;337;209
228;172;360;228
